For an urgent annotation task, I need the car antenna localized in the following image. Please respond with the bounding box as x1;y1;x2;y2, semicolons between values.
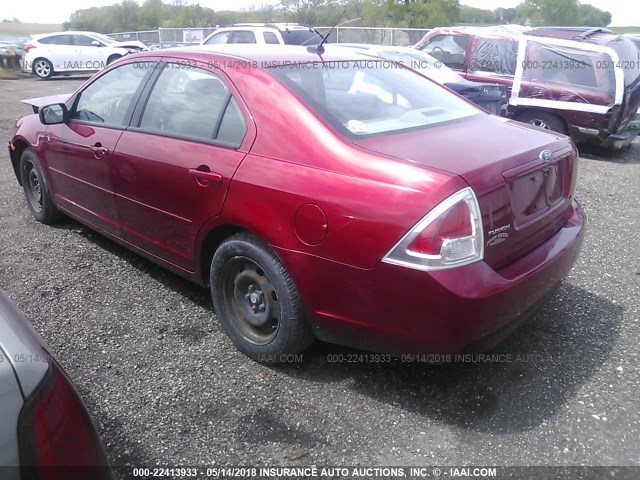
307;10;347;55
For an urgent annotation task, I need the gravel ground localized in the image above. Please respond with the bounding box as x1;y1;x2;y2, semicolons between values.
0;77;639;473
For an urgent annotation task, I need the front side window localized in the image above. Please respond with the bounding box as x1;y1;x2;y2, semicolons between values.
271;61;480;138
418;34;469;70
71;62;152;126
204;31;232;45
469;38;518;76
139;64;246;146
74;35;99;47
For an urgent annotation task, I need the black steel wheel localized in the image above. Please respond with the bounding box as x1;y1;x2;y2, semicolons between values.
20;149;63;224
210;233;315;362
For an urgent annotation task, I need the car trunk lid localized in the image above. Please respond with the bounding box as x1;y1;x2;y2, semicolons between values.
353;115;577;270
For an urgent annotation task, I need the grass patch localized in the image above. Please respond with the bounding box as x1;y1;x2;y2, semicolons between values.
0;22;62;36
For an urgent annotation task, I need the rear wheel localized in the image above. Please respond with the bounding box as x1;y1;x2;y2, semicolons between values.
20;149;63;224
210;233;315;362
32;58;53;79
515;111;567;135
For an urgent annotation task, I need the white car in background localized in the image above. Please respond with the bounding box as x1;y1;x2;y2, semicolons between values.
23;31;146;79
201;23;323;46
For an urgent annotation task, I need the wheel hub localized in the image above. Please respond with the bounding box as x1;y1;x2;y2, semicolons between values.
244;285;266;315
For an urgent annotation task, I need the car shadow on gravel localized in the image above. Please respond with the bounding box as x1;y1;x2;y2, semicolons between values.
578;142;640;164
48;219;212;314
274;283;622;435
47;220;622;435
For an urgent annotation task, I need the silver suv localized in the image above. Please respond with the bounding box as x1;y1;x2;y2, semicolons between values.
201;23;323;46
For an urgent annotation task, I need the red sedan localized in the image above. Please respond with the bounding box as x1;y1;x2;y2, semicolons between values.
9;45;585;361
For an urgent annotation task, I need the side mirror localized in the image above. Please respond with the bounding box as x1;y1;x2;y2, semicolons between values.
39;103;67;125
91;40;102;47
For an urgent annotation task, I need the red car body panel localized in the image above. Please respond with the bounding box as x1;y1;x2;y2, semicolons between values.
9;46;586;354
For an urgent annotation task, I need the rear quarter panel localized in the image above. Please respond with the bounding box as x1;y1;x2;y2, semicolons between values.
209;65;467;269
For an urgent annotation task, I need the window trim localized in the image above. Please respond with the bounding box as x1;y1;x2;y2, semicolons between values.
130;61;247;150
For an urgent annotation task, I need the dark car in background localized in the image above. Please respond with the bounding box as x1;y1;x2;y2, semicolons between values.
336;44;507;115
0;289;112;479
415;26;640;148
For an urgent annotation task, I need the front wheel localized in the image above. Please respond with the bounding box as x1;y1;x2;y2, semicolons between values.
20;149;63;224
32;58;53;79
210;233;315;362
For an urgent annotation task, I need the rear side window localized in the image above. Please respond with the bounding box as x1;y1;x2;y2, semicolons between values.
610;37;640;87
469;38;518;76
39;35;72;45
263;32;280;44
418;34;468;70
523;41;615;97
71;62;152;127
230;31;256;44
139;64;246;147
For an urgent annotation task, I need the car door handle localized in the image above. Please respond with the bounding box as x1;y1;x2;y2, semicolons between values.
189;168;223;187
90;143;109;158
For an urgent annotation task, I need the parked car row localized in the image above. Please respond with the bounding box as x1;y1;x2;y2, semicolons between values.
415;26;640;148
22;31;146;79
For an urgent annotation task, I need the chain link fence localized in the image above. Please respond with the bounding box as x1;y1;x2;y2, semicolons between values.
109;26;431;48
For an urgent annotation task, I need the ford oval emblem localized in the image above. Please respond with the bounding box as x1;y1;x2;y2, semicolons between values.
539;150;553;162
482;87;489;95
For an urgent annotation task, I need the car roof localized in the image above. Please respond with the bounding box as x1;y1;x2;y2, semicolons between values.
161;44;384;64
426;25;624;47
33;31;106;39
232;23;315;31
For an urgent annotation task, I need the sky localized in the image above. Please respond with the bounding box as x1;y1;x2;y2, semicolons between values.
2;0;639;27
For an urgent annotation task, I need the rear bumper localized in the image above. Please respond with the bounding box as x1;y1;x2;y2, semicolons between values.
600;126;640;149
277;200;586;355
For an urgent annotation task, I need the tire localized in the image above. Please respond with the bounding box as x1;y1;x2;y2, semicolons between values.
32;58;53;79
210;233;315;362
20;149;63;224
515;111;567;135
107;55;122;66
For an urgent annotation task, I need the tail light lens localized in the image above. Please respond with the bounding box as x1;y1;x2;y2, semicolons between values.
25;43;36;53
17;357;112;480
383;187;484;271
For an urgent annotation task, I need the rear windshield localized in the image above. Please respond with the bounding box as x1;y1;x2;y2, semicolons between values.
281;29;323;46
609;37;640;87
270;61;480;138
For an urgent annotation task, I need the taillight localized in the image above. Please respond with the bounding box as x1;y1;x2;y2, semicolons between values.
25;43;36;53
383;187;484;271
17;357;112;480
